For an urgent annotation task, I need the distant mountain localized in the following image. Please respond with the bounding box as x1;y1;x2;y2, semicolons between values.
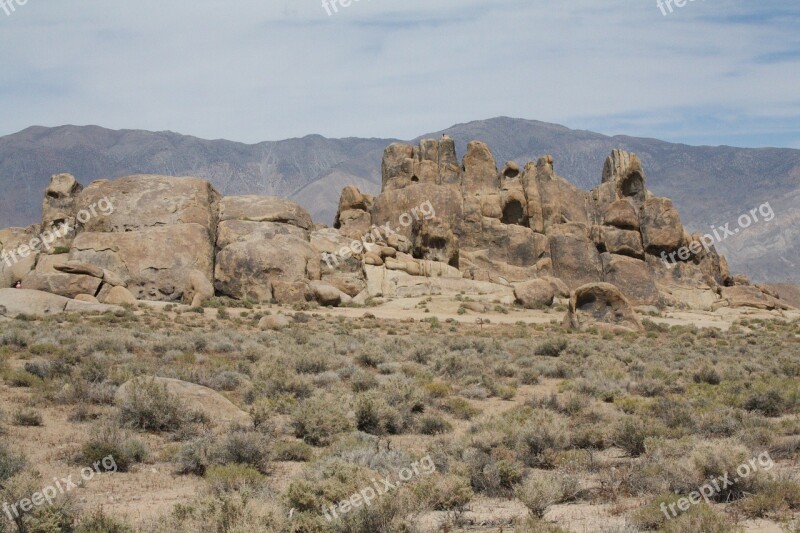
1;118;798;282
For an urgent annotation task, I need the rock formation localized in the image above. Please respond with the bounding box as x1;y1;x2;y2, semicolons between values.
0;138;793;321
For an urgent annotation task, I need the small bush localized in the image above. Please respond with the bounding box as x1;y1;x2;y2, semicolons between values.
0;444;27;482
535;339;568;357
293;394;352;446
118;378;192;432
204;464;266;494
417;413;452;435
13;408;43;427
515;471;576;518
79;422;148;473
743;390;786;417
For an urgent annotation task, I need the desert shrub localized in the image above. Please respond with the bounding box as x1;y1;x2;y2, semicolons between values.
0;444;26;482
118;378;194;433
177;436;214;475
515;471;577;518
350;369;379;392
204;464;266;495
738;477;800;518
12;408;43;427
692;366;721;385
75;510;134;533
416;413;452;435
743;390;786;417
440;397;481;420
612;417;648;457
205;371;244;392
79;422;148;473
661;503;736;533
690;441;759;502
412;474;473;511
534;339;568;357
293;394;352;446
273;440;314;462
294;352;330;375
211;429;271;473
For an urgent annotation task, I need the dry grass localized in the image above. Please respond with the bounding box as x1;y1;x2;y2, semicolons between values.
0;302;797;532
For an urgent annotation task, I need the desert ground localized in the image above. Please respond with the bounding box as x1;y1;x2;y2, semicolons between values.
0;296;798;532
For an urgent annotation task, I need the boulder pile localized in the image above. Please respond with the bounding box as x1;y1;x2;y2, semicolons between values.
0;138;793;325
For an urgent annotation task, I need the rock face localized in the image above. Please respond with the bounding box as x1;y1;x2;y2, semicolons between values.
2;138;787;313
214;196;318;303
334;139;750;311
565;283;643;333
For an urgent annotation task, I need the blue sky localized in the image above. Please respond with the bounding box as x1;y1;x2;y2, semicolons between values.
0;0;798;148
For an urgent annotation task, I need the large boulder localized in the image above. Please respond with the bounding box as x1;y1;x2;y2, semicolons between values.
640;198;684;254
601;253;660;306
0;289;121;317
76;176;220;235
514;279;555;308
0;227;41;287
71;224;214;301
565;282;643;333
548;223;603;290
218;195;312;230
21;255;103;299
215;197;318;304
719;286;792;310
41;173;83;251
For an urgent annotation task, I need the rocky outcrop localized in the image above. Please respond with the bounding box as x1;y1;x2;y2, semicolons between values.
564;282;643;333
214;196;319;303
0;289;122;317
3;138;790;314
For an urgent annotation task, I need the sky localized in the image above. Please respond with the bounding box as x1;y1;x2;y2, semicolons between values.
0;0;798;148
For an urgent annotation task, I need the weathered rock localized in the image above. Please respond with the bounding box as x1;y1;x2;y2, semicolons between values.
0;288;70;317
258;314;291;330
0;289;120;317
640;198;684;253
215;235;318;303
0;227;40;287
599;226;644;259
77;176;220;234
462;141;498;194
381;143;415;190
72;224;214;302
549;223;603;290
104;286;137;305
271;281;312;304
216;220;307;250
54;260;104;279
115;377;251;430
514;279;555;308
41;173;83;251
601;253;660;306
186;270;215;307
219;195;312;230
565;282;643;333
541;276;571;298
603;199;640;230
74;294;99;303
21;272;102;300
309;281;343;306
719;286;791;310
601;150;647;206
102;269;127;288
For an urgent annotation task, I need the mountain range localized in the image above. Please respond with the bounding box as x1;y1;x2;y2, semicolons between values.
1;117;798;283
